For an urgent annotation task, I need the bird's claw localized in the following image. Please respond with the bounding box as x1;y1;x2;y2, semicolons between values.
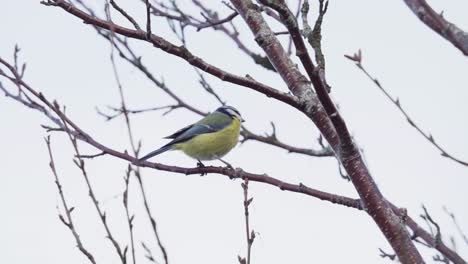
197;160;207;176
219;158;234;169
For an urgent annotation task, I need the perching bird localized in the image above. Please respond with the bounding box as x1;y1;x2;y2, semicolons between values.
139;105;243;166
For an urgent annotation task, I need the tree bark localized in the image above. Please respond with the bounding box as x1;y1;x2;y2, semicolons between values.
230;1;424;263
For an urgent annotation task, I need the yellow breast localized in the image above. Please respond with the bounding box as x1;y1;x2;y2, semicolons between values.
175;118;241;160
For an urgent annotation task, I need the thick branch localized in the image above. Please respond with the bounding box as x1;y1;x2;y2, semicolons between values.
403;0;468;56
230;1;423;263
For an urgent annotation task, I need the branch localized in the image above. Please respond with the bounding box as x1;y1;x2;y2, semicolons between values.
231;1;423;262
301;0;328;69
197;11;239;31
191;0;276;71
240;124;333;157
402;206;466;264
443;206;468;246
61;115;128;263
403;0;468;56
379;248;397;261
123;166;136;264
43;0;292;105
238;179;255;264
105;10;169;261
345;50;468;168
109;0;141;30
45;136;97;264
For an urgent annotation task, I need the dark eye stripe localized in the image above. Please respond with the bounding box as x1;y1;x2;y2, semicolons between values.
227;106;240;116
217;106;241;117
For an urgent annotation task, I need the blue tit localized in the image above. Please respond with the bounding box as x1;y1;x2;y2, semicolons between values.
139;105;244;166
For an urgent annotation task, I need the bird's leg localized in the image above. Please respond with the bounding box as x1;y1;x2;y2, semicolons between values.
197;160;205;168
197;160;207;176
218;158;233;169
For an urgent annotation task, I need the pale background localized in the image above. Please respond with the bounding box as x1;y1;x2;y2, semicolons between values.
1;0;467;263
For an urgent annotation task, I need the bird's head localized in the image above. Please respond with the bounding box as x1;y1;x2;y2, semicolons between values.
216;105;244;122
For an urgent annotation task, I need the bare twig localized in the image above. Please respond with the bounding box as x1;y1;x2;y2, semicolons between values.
142;242;158;264
379;248;397;261
110;0;141;30
420;205;442;248
345;50;468;168
106;7;169;262
301;0;328;69
194;68;225;105
62;118;127;263
240;125;333;157
197;11;238;31
45;136;97;264
144;0;152;39
191;0;276;71
123;166;136;264
77;151;107;159
97;105;183;121
443;206;468;246
238;179;255;264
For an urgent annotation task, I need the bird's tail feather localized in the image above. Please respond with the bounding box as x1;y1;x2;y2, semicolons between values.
139;145;172;161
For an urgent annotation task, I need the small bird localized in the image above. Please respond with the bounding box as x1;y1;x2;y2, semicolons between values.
139;105;244;167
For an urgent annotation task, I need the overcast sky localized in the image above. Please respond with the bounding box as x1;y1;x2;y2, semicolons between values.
1;0;468;263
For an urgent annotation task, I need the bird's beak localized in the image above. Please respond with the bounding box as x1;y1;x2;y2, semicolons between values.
241;118;245;123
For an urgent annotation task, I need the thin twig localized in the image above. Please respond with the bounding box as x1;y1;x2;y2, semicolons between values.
123;166;136;264
110;0;141;30
145;0;152;39
345;50;468;168
379;248;397;261
443;206;468;246
302;0;328;69
240;125;333;157
61;114;127;263
142;242;158;264
197;11;238;31
45;136;97;264
239;178;255;264
421;205;442;248
106;6;169;262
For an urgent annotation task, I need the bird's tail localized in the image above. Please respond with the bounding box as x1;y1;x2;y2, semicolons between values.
139;145;172;161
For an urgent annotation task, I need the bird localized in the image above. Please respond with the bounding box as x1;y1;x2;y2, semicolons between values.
138;105;244;167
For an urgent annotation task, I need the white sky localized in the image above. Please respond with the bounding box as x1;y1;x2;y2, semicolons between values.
1;0;467;263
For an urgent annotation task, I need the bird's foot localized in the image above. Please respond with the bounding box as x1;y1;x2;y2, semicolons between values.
197;160;207;176
219;158;234;170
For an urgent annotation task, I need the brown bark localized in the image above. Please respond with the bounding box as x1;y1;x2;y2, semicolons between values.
403;0;468;56
229;1;424;263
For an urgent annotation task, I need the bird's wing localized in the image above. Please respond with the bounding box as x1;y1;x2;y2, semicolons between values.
168;113;232;145
164;124;193;139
